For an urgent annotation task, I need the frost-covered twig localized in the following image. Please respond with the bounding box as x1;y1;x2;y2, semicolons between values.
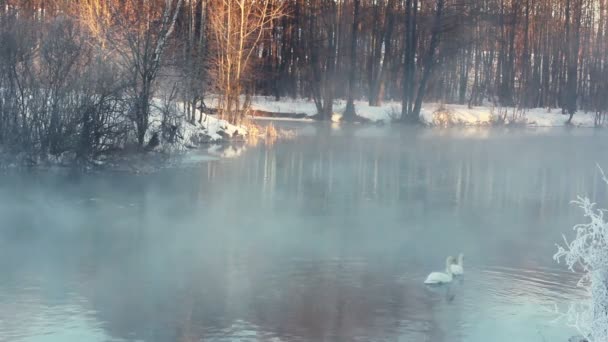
555;166;608;342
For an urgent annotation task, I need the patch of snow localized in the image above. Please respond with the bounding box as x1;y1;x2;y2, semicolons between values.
248;97;319;116
419;104;597;127
248;96;398;123
145;99;248;153
243;96;602;127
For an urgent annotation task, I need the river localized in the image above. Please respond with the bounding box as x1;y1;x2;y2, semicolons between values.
1;124;606;341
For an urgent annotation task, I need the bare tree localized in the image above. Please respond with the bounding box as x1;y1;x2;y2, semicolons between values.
368;0;396;107
74;0;183;147
563;0;583;124
343;0;360;121
208;0;284;125
0;4;133;163
555;167;608;342
306;0;338;121
400;0;445;123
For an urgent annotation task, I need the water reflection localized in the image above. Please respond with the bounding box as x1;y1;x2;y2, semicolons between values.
1;126;607;341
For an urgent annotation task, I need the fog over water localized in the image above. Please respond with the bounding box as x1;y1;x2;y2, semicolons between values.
1;124;607;342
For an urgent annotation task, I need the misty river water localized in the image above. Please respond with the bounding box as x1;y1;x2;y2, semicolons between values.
2;123;608;342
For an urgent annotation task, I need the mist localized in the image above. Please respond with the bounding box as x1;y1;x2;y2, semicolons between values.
1;126;606;341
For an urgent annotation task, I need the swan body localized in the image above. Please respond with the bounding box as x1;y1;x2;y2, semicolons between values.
424;256;454;284
450;253;464;275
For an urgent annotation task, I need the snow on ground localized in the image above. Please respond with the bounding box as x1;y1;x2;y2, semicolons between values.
245;96;600;127
151;96;600;152
418;103;598;127
521;108;596;127
146;99;248;153
250;97;320;116
248;96;399;122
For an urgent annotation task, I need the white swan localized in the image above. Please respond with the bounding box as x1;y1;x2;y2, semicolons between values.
450;253;464;275
424;256;454;284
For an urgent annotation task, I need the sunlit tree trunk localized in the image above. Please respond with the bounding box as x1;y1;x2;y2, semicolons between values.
209;0;284;125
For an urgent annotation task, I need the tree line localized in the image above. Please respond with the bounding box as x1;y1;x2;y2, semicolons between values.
0;0;187;162
259;0;607;124
0;0;607;162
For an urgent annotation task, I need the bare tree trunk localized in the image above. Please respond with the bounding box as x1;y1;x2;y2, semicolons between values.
521;0;530;107
322;6;337;121
129;0;183;148
565;0;582;124
412;0;445;121
401;0;417;121
369;0;395;107
209;0;284;124
343;0;360;121
401;0;413;120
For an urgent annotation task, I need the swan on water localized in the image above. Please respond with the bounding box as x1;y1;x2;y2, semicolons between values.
450;253;464;275
424;256;454;285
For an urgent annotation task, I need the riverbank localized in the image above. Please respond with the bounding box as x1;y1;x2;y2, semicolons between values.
1;96;601;170
246;96;603;127
0;102;294;171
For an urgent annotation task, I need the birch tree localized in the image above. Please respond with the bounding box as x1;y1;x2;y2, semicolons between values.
208;0;284;124
73;0;183;147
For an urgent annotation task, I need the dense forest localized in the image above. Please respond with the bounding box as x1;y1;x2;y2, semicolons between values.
0;0;607;160
257;0;608;123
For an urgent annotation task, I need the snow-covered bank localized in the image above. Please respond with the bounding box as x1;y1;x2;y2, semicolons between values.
146;99;294;153
95;108;294;172
246;96;602;127
419;104;599;127
146;109;247;153
0;100;287;170
141;98;252;154
248;97;399;123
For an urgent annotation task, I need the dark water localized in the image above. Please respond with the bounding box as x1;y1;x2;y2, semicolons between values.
1;124;607;342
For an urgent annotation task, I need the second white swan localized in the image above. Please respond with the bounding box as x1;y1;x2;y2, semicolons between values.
450;253;464;275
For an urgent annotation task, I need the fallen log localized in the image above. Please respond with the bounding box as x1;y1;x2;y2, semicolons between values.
195;106;308;119
249;109;309;119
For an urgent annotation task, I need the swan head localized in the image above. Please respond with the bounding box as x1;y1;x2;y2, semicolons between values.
457;253;464;265
445;256;455;272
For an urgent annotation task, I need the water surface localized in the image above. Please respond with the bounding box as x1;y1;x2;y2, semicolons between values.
1;125;606;341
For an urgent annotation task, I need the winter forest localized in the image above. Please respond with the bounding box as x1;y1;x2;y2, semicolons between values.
2;0;608;161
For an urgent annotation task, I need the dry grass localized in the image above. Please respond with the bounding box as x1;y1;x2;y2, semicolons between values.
489;106;527;126
265;122;278;139
432;104;455;127
241;119;296;147
246;122;261;146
